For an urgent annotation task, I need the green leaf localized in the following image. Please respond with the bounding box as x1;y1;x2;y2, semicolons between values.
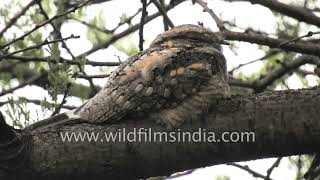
41;0;53;15
86;9;111;44
215;175;230;180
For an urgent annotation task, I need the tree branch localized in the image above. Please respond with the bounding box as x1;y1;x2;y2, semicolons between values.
227;163;269;179
1;86;320;179
225;0;320;28
77;0;185;58
194;0;226;31
0;35;80;61
229;55;320;92
151;0;175;28
0;0;36;37
0;72;47;97
0;97;76;110
265;157;282;180
0;0;92;50
4;55;121;67
139;0;148;51
221;30;320;57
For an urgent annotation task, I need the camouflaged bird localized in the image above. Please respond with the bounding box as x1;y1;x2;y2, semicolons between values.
27;24;231;130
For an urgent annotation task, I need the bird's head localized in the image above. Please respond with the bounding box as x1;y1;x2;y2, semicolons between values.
150;24;229;50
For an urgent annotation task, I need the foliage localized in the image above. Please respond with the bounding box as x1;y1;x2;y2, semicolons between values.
0;0;319;178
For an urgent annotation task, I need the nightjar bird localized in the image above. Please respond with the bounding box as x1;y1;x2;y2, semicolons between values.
76;24;231;128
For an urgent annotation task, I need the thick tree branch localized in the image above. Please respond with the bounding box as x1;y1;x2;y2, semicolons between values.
1;86;320;179
225;0;320;28
221;30;320;57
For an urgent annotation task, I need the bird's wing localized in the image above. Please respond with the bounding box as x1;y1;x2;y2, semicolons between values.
78;46;226;124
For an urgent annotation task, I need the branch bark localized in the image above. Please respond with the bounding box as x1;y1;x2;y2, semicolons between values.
221;30;320;57
1;86;320;179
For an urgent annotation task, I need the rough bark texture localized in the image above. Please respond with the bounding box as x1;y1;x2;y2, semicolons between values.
1;86;320;179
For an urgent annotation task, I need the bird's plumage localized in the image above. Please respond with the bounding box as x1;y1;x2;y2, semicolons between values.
76;24;230;127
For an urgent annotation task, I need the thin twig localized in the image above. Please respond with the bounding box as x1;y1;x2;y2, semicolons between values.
0;35;80;60
229;50;281;74
314;67;320;77
76;1;184;58
194;0;226;31
166;169;196;179
0;97;76;110
6;55;121;67
150;0;174;28
51;83;72;116
227;163;270;179
0;0;36;37
111;1;152;33
0;0;92;50
279;31;320;47
0;72;47;97
265;157;282;180
229;55;320;92
139;0;148;51
37;0;97;97
159;0;169;31
71;18;113;34
296;69;315;76
70;1;151;34
306;7;320;13
77;73;110;80
297;155;302;179
37;0;76;59
83;71;98;98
